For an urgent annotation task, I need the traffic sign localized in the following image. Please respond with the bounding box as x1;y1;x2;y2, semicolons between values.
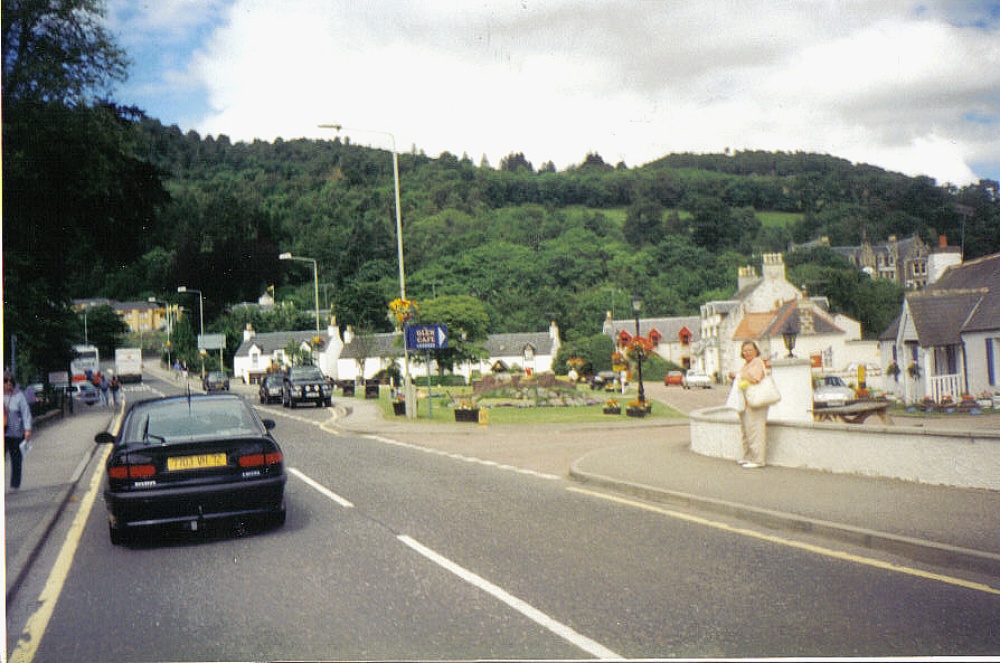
405;324;448;350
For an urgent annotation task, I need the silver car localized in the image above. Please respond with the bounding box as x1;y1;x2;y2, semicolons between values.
682;370;713;389
812;375;856;408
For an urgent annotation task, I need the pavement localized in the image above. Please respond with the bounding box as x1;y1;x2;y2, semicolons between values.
7;373;1000;606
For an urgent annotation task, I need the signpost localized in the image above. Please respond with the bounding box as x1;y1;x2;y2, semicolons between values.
404;325;448;418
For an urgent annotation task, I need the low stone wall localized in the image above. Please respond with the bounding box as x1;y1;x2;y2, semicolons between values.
689;406;1000;491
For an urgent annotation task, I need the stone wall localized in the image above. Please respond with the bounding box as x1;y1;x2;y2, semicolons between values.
690;406;1000;491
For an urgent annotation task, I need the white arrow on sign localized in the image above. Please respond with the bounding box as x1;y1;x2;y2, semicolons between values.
437;326;448;347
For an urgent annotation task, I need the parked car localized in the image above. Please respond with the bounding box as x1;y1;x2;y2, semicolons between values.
96;393;286;545
682;369;712;389
813;375;856;408
258;374;284;404
66;381;101;405
664;371;684;386
282;365;332;408
202;371;230;392
590;370;619;391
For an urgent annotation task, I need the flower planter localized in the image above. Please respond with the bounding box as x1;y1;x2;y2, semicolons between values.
626;407;647;418
977;399;992;409
454;409;480;423
602;407;621;415
392;401;406;416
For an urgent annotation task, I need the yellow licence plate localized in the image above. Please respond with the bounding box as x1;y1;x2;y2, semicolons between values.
167;453;228;471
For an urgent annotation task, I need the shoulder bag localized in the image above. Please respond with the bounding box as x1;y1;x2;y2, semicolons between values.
745;375;781;408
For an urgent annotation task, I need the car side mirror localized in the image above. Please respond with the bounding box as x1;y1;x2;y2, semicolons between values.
95;431;115;445
262;419;276;430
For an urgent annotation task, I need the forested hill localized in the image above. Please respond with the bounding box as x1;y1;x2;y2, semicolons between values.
127;119;998;343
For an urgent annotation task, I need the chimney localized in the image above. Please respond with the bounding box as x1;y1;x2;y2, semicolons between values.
927;236;963;285
762;253;786;282
797;295;815;335
243;323;255;342
343;325;354;345
738;265;759;291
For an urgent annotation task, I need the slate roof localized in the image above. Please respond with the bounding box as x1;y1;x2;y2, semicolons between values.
234;330;321;357
486;332;557;356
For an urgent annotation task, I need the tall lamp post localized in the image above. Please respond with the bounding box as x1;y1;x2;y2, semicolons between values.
319;123;413;418
177;286;205;376
632;294;646;407
279;252;321;334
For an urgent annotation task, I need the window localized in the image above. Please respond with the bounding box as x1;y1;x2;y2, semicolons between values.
988;338;996;386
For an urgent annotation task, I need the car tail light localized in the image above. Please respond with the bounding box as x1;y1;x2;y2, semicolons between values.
238;451;283;468
108;463;156;479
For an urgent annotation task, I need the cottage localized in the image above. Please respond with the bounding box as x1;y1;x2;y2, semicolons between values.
880;250;1000;404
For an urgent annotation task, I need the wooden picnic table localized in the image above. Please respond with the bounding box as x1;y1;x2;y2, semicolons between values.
812;401;892;425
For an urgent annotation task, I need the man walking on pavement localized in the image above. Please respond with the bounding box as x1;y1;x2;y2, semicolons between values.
4;371;33;490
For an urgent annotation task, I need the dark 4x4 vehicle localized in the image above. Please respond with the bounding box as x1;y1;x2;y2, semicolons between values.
282;366;332;408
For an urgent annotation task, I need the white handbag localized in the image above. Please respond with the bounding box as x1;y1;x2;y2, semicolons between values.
745;376;781;408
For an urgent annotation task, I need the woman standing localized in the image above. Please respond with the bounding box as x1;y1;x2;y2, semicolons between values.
729;341;769;468
4;372;33;489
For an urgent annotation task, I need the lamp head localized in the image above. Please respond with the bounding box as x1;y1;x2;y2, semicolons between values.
631;294;643;314
177;286;187;293
782;323;799;358
279;252;293;260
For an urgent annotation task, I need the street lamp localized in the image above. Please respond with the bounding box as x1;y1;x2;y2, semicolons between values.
320;123;413;418
177;286;205;376
279;252;321;333
632;293;646;407
782;322;799;358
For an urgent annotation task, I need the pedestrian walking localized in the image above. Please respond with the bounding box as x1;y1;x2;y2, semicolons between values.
110;374;122;407
4;371;33;489
98;372;111;407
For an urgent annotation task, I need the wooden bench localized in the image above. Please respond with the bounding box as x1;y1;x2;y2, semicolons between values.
812;401;892;425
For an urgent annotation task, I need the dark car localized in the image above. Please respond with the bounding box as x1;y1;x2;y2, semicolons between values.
282;365;332;408
590;371;619;391
258;374;283;404
202;371;230;392
96;393;286;545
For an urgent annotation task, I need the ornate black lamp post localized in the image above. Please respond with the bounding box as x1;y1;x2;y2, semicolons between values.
782;322;799;358
632;294;645;407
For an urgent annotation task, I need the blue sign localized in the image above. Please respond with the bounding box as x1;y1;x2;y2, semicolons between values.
405;324;449;350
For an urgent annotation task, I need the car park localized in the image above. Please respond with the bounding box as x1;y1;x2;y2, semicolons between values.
812;375;856;408
282;365;332;408
202;371;230;392
682;369;713;389
664;371;684;386
96;393;286;545
258;374;283;404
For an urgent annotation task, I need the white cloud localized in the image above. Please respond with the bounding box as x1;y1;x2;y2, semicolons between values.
113;0;1000;185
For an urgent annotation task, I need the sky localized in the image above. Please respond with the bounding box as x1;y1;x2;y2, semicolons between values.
105;0;1000;186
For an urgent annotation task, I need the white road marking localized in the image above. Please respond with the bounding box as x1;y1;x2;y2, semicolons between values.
398;535;623;661
289;467;354;508
368;435;561;481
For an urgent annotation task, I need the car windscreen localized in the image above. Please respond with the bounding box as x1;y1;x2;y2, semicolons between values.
120;398;261;444
290;367;324;380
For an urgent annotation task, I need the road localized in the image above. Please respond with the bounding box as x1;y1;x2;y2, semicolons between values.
7;374;999;660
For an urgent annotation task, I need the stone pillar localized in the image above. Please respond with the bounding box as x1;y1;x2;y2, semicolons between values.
768;357;813;422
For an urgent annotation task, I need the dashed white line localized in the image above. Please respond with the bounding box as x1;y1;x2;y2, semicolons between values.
369;435;561;481
289;467;354;508
398;535;622;661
